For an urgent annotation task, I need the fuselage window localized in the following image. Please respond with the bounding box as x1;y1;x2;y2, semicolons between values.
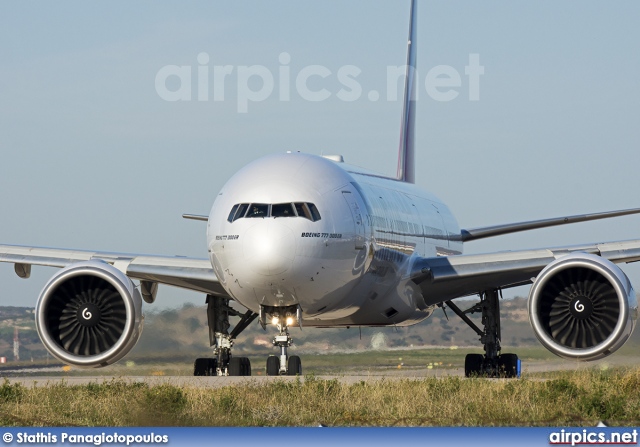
247;203;269;218
227;204;239;223
232;203;249;222
272;203;295;218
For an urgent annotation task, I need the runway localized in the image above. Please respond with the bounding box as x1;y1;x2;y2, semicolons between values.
1;351;631;388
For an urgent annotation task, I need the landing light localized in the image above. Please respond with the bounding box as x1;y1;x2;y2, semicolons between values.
286;317;294;326
271;316;279;325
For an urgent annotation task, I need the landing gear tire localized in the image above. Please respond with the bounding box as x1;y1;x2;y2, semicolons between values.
287;355;302;376
464;353;483;377
194;358;210;376
226;357;251;376
240;357;251;376
266;356;279;376
498;353;519;378
228;357;243;376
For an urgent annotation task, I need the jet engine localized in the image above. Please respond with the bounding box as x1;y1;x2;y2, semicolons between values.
35;261;144;368
528;253;637;361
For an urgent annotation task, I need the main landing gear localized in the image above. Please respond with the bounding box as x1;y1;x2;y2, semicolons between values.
263;305;302;376
445;289;520;378
194;295;257;376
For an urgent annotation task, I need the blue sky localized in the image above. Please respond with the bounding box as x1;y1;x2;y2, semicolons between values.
1;1;640;309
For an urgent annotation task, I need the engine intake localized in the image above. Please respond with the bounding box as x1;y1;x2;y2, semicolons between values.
528;253;637;361
35;261;143;368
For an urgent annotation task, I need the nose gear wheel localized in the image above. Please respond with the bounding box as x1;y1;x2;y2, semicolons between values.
263;305;303;376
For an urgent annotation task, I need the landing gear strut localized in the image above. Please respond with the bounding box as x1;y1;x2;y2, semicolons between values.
445;289;519;378
263;305;302;376
193;295;257;376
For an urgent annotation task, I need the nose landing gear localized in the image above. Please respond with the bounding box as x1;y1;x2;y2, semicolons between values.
263;305;302;376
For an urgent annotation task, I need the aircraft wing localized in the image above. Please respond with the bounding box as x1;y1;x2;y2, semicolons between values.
459;207;640;242
411;239;640;303
0;244;228;297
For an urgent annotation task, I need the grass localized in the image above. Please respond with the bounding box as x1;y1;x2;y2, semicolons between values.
1;368;640;426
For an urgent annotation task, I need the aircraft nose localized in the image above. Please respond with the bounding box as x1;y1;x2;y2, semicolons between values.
243;220;295;276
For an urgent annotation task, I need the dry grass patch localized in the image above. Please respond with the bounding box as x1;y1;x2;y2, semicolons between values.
1;369;640;426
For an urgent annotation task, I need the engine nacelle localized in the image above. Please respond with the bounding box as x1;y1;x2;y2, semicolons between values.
35;261;144;368
529;253;637;361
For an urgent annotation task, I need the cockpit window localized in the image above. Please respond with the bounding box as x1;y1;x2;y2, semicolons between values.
308;203;321;222
228;202;320;222
272;203;295;218
294;203;312;220
227;204;239;223
246;203;269;218
232;203;249;222
293;203;321;222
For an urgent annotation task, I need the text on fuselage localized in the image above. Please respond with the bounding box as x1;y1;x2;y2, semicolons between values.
215;235;240;240
301;233;342;238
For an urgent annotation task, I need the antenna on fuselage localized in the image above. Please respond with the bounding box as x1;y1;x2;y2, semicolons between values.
396;0;418;184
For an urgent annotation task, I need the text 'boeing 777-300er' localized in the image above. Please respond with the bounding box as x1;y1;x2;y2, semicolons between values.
2;0;639;378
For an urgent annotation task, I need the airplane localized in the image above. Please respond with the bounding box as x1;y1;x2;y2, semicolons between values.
1;0;639;378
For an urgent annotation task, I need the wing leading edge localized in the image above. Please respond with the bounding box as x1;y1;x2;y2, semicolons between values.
459;207;640;242
411;239;640;304
0;244;228;297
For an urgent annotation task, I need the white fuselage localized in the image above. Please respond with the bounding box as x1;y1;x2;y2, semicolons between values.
207;152;462;327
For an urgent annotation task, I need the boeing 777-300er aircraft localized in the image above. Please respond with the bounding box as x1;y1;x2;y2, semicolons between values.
2;0;639;377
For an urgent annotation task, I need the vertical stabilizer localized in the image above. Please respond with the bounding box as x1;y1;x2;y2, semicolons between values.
396;0;418;183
